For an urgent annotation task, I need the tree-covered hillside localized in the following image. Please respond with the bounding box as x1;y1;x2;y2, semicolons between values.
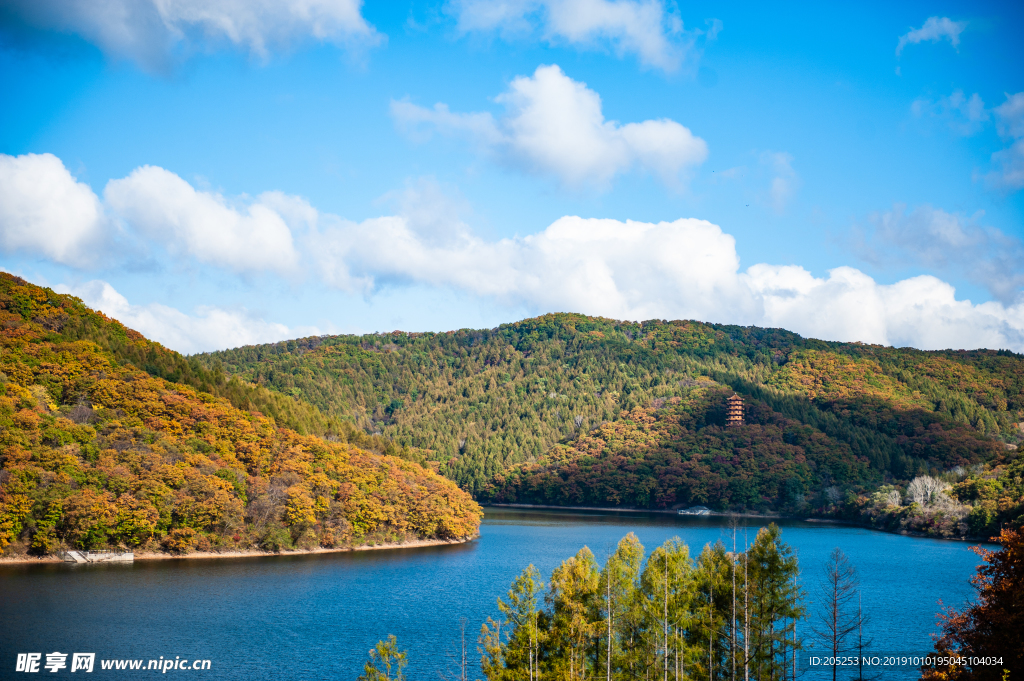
2;273;428;463
196;314;1023;515
0;274;481;557
484;392;874;511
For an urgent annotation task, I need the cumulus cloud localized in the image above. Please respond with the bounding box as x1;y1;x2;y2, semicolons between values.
2;0;381;71
2;156;304;275
308;214;753;322
896;16;966;56
985;92;1024;192
55;279;317;354
749;266;1024;351
11;152;1024;351
852;204;1024;304
303;210;1024;351
0;153;107;267
104;166;302;275
911;90;989;136
392;64;708;188
447;0;715;72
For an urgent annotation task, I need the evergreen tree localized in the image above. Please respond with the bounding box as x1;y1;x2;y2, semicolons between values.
746;524;804;681
640;539;695;681
598;533;645;681
548;546;601;680
479;527;809;681
692;542;736;681
483;565;546;681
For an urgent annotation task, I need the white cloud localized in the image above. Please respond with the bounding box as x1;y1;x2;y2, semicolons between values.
308;214;753;324
994;92;1024;139
305;208;1024;351
3;0;381;71
447;0;711;72
749;265;1024;351
55;279;317;354
988;140;1024;192
759;151;798;212
2;158;305;276
389;101;502;147
449;0;536;34
906;90;1024;192
985;92;1024;192
0;153;107;268
104;165;302;275
11;152;1024;352
911;90;989;135
855;204;1024;304
376;177;475;246
392;64;708;188
896;16;966;56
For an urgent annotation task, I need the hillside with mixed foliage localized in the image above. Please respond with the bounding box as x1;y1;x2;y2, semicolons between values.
0;273;425;463
196;314;1024;536
483;393;873;510
0;273;481;557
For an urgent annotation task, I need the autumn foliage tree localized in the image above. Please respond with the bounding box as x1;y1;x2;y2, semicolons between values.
923;527;1023;681
0;273;482;557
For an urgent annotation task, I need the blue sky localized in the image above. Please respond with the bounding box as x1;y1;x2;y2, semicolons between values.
1;0;1023;353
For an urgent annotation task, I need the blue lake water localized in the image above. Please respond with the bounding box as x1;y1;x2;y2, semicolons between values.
0;508;983;680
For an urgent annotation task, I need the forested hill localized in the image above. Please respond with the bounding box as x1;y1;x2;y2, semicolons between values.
0;274;425;461
0;273;481;557
196;314;1023;521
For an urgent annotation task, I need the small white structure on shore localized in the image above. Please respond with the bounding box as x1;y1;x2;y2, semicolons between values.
61;550;134;563
678;506;711;516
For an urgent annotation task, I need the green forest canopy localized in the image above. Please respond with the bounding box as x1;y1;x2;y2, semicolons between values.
193;313;1023;515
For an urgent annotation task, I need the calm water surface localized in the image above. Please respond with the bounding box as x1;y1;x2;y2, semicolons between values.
0;508;982;680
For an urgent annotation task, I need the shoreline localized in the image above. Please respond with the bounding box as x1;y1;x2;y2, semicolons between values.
0;536;477;565
2;505;996;566
486;502;786;520
485;503;994;543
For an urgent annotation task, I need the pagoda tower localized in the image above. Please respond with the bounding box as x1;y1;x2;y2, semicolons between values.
726;393;744;427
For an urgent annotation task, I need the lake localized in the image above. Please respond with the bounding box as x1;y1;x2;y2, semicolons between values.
0;508;982;680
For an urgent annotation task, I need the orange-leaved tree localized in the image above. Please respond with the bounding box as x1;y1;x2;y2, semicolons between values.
924;526;1022;680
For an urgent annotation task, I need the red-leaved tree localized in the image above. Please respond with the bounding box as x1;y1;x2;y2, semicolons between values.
923;527;1022;680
